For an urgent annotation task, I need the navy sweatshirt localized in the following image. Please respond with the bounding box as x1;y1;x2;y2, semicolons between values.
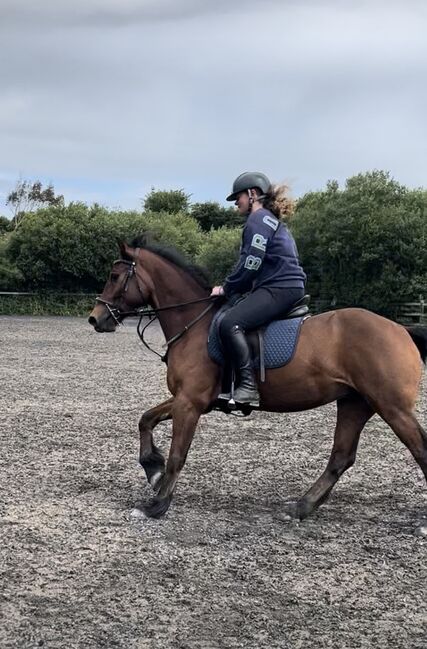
223;208;306;297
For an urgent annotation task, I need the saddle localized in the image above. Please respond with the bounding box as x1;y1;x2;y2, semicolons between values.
208;295;311;383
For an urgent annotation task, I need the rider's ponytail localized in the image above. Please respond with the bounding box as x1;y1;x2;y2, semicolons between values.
262;183;294;222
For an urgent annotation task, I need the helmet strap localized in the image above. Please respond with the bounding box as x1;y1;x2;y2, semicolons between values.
247;189;254;215
247;189;266;215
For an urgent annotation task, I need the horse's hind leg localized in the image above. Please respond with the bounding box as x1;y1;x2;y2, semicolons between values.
139;397;174;489
293;393;374;520
377;407;427;482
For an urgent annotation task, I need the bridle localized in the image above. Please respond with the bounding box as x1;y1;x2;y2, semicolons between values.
95;256;217;362
95;258;145;325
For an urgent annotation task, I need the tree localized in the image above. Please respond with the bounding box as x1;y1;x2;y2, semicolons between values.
0;215;11;234
0;233;23;290
6;179;64;229
143;188;190;214
190;201;244;231
292;170;427;315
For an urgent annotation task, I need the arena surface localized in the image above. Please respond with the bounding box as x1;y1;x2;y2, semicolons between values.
0;316;426;648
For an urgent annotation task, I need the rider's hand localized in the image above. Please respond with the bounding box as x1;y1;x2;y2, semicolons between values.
211;286;225;296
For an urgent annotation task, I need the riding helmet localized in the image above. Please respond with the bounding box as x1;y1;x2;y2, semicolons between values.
226;171;272;201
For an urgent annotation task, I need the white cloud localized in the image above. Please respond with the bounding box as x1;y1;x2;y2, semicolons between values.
1;0;426;209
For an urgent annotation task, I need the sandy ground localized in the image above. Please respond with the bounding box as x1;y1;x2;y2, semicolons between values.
0;316;426;649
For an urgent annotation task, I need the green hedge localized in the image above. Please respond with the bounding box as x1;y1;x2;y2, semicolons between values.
4;205;204;292
292;171;427;312
195;227;241;284
0;293;96;316
1;170;426;317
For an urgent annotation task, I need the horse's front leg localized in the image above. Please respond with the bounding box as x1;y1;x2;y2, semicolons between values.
144;396;201;519
139;397;174;489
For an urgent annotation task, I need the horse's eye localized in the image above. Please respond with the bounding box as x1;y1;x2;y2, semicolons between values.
110;273;119;282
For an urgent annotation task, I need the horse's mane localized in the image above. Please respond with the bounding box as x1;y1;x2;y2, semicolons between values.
128;234;212;291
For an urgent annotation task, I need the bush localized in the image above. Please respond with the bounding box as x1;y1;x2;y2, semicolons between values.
292;171;427;313
0;234;23;290
190;202;244;231
6;205;203;291
0;216;11;234
0;260;24;291
4;172;426;319
143;188;190;214
0;293;95;316
196;227;241;284
136;211;203;259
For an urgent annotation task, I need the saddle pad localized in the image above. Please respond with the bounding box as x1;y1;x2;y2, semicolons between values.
208;314;305;369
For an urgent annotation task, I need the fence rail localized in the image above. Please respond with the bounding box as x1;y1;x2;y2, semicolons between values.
383;299;426;326
311;296;426;325
0;292;426;324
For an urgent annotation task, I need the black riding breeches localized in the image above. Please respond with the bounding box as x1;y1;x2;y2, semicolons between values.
219;286;305;345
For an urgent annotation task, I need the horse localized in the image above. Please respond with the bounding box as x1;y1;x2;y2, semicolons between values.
88;239;427;520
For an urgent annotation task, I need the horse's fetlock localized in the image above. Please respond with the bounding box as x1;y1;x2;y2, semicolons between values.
139;448;152;463
140;448;165;487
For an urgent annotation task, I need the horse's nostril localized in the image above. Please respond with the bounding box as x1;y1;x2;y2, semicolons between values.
88;316;97;327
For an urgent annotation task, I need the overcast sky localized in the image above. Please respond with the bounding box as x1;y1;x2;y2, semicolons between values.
1;0;426;212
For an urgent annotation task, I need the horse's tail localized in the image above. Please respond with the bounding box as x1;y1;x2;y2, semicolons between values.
405;325;427;363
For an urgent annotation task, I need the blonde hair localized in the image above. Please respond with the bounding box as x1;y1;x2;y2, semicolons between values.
262;183;295;222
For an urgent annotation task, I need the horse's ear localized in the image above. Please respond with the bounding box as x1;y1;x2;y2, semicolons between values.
118;241;132;260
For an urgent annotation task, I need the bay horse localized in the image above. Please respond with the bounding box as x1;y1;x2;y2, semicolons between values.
88;240;427;520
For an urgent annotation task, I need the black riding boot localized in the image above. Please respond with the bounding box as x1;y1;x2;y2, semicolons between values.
223;325;260;406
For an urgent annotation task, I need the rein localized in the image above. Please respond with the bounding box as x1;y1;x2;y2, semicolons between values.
136;298;216;363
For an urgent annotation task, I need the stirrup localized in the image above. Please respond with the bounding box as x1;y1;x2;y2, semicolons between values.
217;391;232;402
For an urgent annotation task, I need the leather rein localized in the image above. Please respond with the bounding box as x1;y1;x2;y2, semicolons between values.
95;257;217;363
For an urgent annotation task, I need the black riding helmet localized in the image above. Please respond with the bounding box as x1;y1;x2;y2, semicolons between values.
226;171;271;201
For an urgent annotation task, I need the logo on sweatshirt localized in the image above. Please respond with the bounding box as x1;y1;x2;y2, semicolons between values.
244;255;262;271
263;215;278;231
251;233;268;252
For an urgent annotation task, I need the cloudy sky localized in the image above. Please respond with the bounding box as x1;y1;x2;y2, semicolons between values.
1;0;426;212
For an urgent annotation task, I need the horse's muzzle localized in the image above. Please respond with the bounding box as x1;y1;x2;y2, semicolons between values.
88;305;117;332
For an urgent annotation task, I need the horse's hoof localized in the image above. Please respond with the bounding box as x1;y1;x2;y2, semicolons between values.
129;507;147;520
274;511;292;522
283;500;301;519
284;499;312;520
143;494;173;519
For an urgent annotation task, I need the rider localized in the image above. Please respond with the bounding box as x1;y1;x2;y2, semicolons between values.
211;172;306;406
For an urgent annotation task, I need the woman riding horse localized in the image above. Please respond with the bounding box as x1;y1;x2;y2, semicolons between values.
211;172;306;407
88;201;427;522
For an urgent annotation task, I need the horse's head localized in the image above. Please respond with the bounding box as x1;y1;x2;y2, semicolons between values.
88;243;148;332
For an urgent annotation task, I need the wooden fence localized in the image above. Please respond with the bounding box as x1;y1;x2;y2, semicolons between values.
390;298;426;325
0;292;426;325
311;296;426;325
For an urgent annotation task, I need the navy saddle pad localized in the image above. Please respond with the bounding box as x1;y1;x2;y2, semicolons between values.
208;312;305;369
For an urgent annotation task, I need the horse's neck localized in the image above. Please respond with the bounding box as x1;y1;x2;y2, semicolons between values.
142;252;210;340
